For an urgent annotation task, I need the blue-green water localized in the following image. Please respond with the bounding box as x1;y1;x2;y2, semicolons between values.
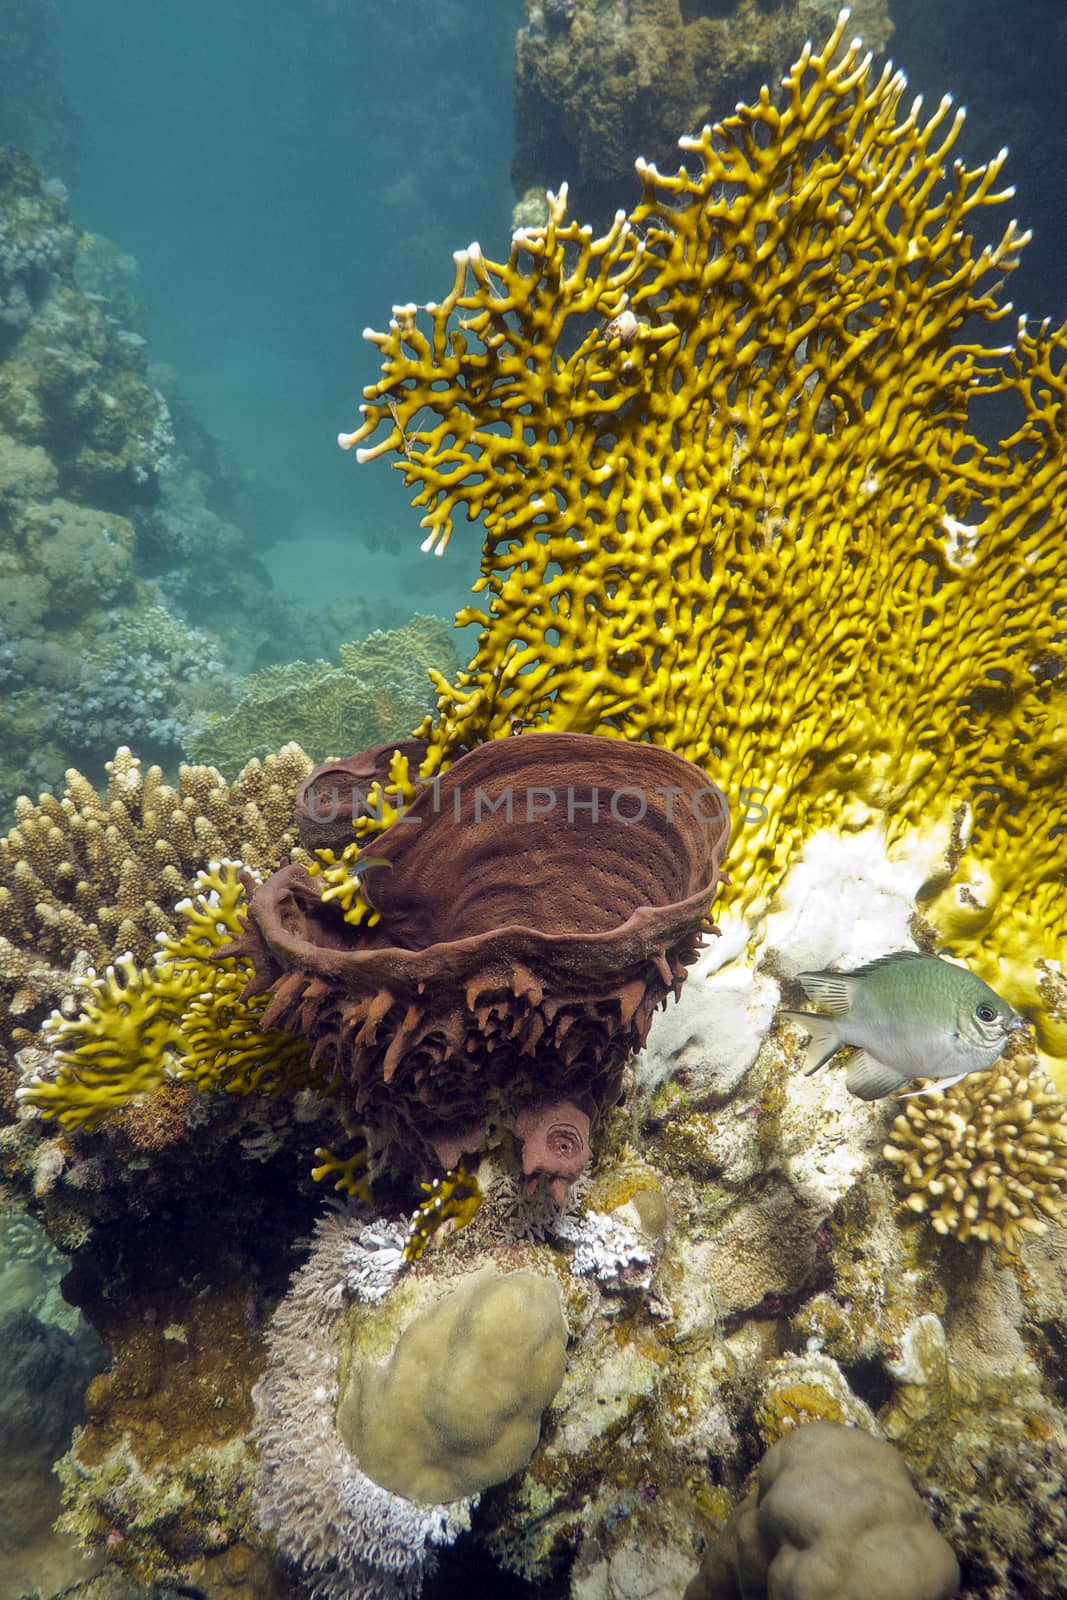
53;0;520;616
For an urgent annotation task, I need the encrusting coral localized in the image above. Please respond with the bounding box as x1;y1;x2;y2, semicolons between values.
343;13;1067;1075
882;1054;1067;1254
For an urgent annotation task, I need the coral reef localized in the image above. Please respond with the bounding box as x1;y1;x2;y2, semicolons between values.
5;20;1067;1600
345;18;1067;1085
184;614;460;774
0;144;316;812
0;1306;106;1596
513;0;892;216
684;1420;959;1600
0;0;80;179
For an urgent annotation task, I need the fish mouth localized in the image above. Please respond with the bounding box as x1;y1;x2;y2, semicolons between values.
1006;1014;1032;1037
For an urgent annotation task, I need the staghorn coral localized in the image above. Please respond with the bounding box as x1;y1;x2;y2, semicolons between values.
343;17;1067;1077
184;614;459;775
881;1054;1067;1253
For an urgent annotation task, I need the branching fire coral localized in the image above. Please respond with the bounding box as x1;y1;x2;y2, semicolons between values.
882;1056;1067;1253
19;861;315;1131
343;16;1066;1066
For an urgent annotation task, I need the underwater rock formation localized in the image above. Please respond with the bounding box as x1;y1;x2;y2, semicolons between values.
513;0;891;217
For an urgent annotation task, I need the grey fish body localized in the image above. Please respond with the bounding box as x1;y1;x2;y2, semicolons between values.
778;951;1026;1100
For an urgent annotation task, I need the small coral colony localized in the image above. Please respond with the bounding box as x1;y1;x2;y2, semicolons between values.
3;13;1067;1600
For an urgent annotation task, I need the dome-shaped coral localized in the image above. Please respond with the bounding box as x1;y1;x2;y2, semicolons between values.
233;731;729;1176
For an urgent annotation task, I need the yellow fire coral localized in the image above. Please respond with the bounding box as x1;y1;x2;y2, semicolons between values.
20;861;315;1130
343;17;1066;1072
882;1056;1067;1254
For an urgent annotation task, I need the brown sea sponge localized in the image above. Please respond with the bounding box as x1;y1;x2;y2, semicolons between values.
233;731;729;1173
882;1057;1067;1253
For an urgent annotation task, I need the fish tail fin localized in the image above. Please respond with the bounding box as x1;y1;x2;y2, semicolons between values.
777;1010;841;1074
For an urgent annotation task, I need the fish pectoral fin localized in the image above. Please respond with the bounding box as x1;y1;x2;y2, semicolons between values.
777;1010;842;1074
895;1071;971;1100
845;1050;906;1101
795;971;852;1016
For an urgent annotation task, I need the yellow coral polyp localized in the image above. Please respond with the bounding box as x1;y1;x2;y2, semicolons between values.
20;861;314;1130
344;17;1066;1076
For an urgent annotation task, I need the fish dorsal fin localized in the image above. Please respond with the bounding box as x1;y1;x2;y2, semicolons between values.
845;1050;905;1101
850;950;926;977
777;1010;842;1074
795;970;853;1015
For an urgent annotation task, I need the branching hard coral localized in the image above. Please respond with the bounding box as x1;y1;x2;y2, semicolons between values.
0;743;313;970
18;860;316;1131
881;1055;1067;1254
184;615;458;774
342;15;1067;1068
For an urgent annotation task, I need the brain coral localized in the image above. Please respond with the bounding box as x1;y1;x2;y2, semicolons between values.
343;17;1067;1075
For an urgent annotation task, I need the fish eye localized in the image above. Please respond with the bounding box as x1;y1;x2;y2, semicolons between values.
976;1004;997;1023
